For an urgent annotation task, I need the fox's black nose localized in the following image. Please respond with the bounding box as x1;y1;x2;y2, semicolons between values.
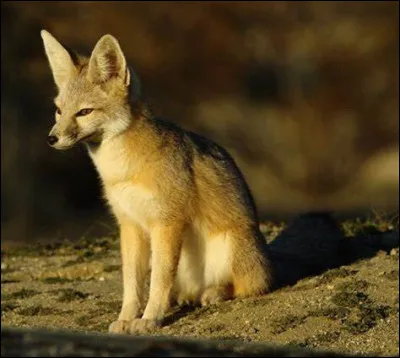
47;135;58;146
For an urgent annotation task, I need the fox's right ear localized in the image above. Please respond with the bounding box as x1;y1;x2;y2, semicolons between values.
40;30;78;89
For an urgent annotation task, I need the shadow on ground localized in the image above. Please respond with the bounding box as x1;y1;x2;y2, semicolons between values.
270;212;399;288
165;212;399;325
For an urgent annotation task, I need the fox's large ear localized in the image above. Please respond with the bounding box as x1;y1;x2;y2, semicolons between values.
87;34;129;86
40;30;78;89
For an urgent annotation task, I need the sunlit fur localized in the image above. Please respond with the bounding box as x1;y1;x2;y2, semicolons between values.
41;30;273;334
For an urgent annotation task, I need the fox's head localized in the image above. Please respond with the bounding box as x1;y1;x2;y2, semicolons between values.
41;30;141;150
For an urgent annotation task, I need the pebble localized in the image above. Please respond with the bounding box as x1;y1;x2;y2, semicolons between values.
376;250;388;257
99;277;105;281
1;263;8;270
390;248;399;256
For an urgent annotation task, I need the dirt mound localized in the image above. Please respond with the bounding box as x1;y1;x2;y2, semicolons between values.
2;215;398;356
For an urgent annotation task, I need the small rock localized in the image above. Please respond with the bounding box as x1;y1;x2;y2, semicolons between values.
99;277;105;281
390;248;399;256
376;250;388;257
1;263;8;270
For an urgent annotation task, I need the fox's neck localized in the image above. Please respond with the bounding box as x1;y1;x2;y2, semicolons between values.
86;113;158;185
86;102;151;155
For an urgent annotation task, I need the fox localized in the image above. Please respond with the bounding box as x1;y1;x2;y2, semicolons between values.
40;30;273;335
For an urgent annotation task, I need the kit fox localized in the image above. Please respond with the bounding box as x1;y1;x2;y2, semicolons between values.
41;30;273;334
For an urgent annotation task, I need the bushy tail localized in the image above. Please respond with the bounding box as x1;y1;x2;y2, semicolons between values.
232;229;274;297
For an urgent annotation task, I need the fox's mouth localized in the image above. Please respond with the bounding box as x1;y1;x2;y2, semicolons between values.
76;132;98;144
49;132;99;150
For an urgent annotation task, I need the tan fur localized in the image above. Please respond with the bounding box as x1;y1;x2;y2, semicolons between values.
41;30;273;335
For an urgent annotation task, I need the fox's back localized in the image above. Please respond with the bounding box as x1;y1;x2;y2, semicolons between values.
151;116;259;218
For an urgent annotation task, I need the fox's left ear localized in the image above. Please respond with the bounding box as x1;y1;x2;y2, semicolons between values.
87;34;129;86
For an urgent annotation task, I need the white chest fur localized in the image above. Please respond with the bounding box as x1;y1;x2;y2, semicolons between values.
88;140;159;231
105;182;159;229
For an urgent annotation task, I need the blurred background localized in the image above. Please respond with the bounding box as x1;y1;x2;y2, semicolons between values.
1;1;399;246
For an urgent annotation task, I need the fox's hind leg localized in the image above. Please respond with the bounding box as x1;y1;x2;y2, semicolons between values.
173;229;204;307
201;227;272;306
202;232;234;305
200;284;233;306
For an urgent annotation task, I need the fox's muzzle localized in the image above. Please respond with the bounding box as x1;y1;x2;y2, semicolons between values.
47;129;98;150
47;120;80;150
47;135;58;146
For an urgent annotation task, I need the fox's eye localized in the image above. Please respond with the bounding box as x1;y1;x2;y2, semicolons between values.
77;108;94;117
56;107;61;115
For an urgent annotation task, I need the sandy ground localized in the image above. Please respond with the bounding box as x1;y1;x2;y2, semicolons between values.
1;214;399;356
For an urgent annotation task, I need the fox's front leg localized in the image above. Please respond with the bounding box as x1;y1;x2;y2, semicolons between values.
128;223;184;334
109;221;150;334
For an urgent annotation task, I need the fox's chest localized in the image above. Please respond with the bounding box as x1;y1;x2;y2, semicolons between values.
104;182;160;230
88;141;161;230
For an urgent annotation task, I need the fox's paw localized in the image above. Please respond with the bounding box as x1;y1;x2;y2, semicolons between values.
108;320;131;334
201;285;232;306
109;319;161;335
129;318;161;334
176;292;200;307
